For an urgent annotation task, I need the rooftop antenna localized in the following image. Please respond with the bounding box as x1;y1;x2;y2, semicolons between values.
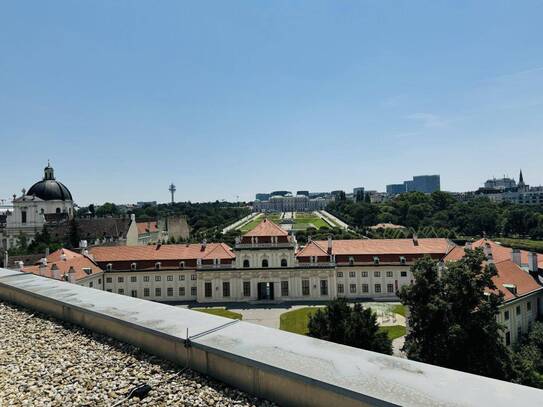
168;183;176;204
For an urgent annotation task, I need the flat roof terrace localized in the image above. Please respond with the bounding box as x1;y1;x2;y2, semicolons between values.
1;268;542;407
0;301;275;406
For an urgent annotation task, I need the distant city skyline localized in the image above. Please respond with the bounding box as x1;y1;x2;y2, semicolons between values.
2;1;543;205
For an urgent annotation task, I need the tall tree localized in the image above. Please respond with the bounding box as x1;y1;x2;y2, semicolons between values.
308;299;392;354
399;249;513;380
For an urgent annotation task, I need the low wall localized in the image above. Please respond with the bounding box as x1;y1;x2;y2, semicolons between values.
0;268;541;407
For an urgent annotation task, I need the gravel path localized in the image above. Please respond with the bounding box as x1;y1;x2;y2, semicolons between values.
0;301;275;407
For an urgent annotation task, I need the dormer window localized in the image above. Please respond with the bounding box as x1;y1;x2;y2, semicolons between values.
179;261;185;269
155;262;161;270
400;256;406;265
213;258;220;266
373;256;380;265
83;268;92;275
310;256;317;264
197;258;202;267
106;263;112;271
349;256;354;265
131;263;137;271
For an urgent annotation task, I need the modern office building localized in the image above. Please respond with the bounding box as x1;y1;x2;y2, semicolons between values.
386;184;405;195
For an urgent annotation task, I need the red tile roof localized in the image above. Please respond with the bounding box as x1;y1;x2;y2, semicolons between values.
137;221;159;235
297;238;452;257
243;219;288;237
90;243;235;262
444;241;542;302
23;249;102;282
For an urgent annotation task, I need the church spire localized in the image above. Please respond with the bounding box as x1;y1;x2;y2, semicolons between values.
519;169;524;184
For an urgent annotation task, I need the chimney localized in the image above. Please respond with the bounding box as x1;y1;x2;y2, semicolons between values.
465;241;472;250
38;258;47;276
45;247;50;257
327;236;333;255
412;233;419;246
511;249;521;266
201;239;207;251
486;252;494;264
67;266;76;283
528;252;539;274
17;261;24;271
51;264;60;280
483;243;492;258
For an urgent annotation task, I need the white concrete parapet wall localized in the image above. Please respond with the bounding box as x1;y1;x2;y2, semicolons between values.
0;268;541;407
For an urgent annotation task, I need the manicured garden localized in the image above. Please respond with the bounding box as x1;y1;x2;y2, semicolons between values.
238;212;335;232
192;308;243;320
280;305;406;340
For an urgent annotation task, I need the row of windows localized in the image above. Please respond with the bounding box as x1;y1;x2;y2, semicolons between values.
109;286;198;297
202;280;327;298
107;261;191;271
106;274;197;284
337;283;394;294
336;271;408;278
335;256;407;265
242;259;288;268
503;301;532;321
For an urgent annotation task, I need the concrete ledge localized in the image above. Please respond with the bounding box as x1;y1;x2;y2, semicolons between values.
1;268;542;407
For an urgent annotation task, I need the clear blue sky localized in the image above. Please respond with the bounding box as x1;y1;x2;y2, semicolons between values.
2;1;543;205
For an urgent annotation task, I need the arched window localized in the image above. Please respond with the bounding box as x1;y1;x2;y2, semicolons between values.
179;261;185;269
262;259;269;268
155;262;161;270
56;208;61;214
243;259;250;268
131;263;137;271
281;258;288;267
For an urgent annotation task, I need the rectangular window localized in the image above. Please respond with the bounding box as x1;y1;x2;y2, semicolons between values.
118;289;124;295
222;282;230;297
387;283;394;293
167;275;173;281
98;279;101;285
191;286;197;296
349;284;356;294
191;274;197;280
144;288;150;297
527;301;532;311
155;276;161;282
179;287;185;296
143;276;150;282
167;287;173;297
21;211;27;224
386;271;393;278
361;284;369;293
516;305;521;316
400;271;407;277
374;271;380;278
131;290;137;297
374;284;381;293
155;288;161;296
337;284;344;294
517;326;522;338
117;277;124;283
89;282;93;288
504;310;509;321
281;281;289;297
106;289;112;293
130;276;137;283
361;271;368;278
205;282;212;298
320;280;328;296
336;272;343;278
505;331;511;346
302;279;310;296
349;271;356;278
179;275;185;281
243;281;251;297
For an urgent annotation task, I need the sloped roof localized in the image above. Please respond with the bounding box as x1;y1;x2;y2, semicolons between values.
297;238;451;257
445;239;531;264
23;248;102;282
243;219;288;237
137;221;159;235
90;243;235;262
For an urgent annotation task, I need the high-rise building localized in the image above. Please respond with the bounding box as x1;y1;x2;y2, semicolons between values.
412;175;440;193
386;184;405;195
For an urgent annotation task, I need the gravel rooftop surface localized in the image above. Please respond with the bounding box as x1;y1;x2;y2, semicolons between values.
0;301;276;407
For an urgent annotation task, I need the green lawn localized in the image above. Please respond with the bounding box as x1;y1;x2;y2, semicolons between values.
391;304;406;317
280;306;407;340
238;212;332;232
280;307;321;335
379;325;406;340
238;217;263;233
494;238;543;253
192;308;243;320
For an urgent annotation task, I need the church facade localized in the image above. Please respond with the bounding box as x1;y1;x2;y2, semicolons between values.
0;163;74;250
